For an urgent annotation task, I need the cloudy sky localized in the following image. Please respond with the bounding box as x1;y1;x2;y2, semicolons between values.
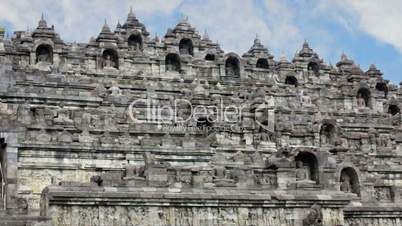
1;0;402;83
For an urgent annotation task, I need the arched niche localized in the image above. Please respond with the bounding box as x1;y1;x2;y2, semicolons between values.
388;104;400;115
285;75;298;87
225;56;240;78
256;58;269;69
295;152;319;184
128;34;142;51
320;123;336;145
102;49;119;69
36;44;53;64
307;61;319;75
179;38;194;56
357;88;371;108
340;167;360;196
205;54;215;61
376;82;388;98
165;53;181;72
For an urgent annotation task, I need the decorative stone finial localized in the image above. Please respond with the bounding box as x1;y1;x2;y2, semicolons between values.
154;33;160;43
341;52;348;61
297;40;315;57
366;63;382;77
38;13;47;29
128;6;135;19
336;52;354;68
303;40;309;48
180;14;189;24
116;20;121;29
254;33;261;45
280;51;288;62
203;29;210;41
102;19;111;33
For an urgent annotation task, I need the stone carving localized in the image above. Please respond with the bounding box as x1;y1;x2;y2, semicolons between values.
15;197;29;214
303;204;323;226
103;55;115;68
78;129;95;144
57;130;72;143
340;174;352;193
109;81;122;96
374;186;393;202
124;164;146;186
378;135;391;148
54;107;74;125
90;175;103;186
36;129;52;143
296;161;311;181
256;172;277;186
357;93;366;108
174;169;192;186
213;165;236;187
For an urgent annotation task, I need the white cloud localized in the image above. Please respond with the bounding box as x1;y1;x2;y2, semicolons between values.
1;0;402;65
262;0;303;58
0;0;306;58
180;0;271;54
349;0;402;52
0;0;183;42
179;0;303;57
321;0;402;53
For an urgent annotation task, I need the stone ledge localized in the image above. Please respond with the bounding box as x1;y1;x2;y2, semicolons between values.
344;206;402;218
41;185;351;209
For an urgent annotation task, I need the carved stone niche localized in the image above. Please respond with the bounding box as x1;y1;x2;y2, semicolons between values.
319;123;337;146
339;167;360;196
294;152;319;185
36;44;53;64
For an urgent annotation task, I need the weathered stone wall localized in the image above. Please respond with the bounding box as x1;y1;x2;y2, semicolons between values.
1;7;402;226
48;205;343;226
345;218;402;226
344;207;402;226
41;185;347;226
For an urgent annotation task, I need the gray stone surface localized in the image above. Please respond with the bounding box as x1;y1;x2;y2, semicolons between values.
0;9;402;226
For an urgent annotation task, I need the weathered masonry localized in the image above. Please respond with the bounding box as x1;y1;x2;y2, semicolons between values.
0;9;402;226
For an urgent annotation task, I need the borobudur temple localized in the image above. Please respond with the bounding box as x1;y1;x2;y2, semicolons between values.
0;9;402;226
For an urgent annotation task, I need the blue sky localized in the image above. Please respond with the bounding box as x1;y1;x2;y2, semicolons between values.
1;0;401;84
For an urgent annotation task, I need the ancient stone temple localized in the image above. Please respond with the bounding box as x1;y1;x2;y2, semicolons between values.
0;9;402;226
